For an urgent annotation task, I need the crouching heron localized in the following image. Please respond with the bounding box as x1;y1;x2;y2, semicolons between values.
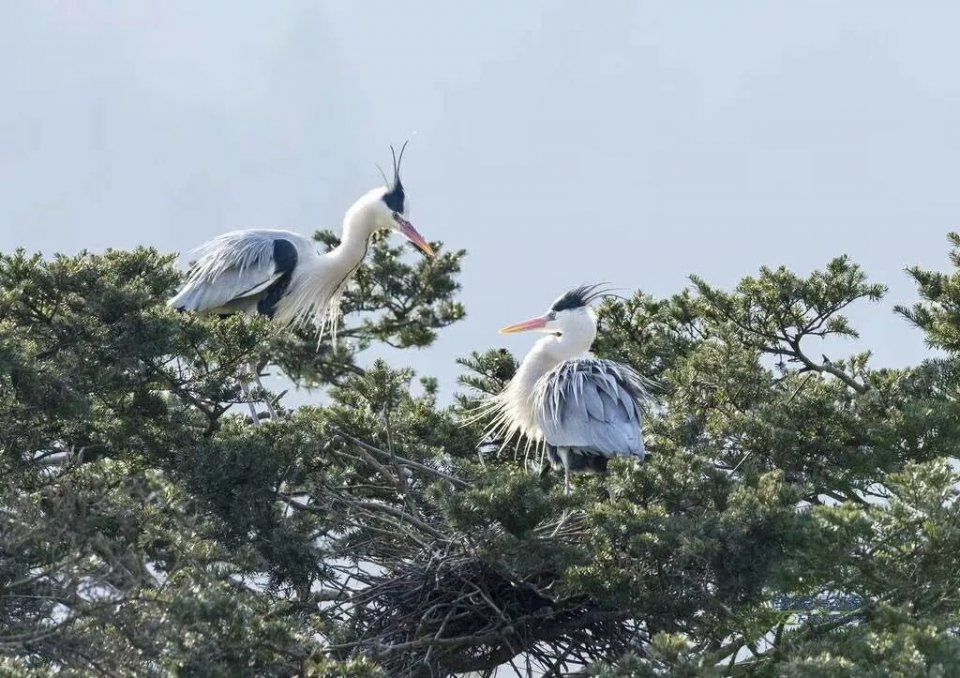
478;285;652;494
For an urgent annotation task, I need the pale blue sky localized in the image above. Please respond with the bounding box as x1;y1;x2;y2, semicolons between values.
3;2;960;399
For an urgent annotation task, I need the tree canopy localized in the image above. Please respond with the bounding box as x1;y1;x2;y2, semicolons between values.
2;233;960;677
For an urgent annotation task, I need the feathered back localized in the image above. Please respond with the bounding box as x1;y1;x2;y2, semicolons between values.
533;357;652;459
184;230;282;283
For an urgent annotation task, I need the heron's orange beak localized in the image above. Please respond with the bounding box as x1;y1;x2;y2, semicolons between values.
499;315;549;334
393;214;435;257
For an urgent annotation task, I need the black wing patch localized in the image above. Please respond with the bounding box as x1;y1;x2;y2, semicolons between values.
257;238;298;318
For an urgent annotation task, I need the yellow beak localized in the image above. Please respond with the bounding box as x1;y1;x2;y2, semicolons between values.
394;214;435;257
499;315;549;334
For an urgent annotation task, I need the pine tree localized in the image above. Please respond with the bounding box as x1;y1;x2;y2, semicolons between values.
3;233;960;677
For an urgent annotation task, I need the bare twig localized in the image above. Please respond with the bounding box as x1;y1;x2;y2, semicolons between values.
329;426;473;489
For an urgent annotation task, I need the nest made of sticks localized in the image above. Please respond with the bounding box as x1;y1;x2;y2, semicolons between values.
337;554;631;676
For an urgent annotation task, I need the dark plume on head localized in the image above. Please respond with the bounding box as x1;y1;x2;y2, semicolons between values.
381;141;408;213
550;284;613;312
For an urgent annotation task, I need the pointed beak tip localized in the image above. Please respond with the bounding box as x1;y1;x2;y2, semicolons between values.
498;316;548;335
395;216;435;258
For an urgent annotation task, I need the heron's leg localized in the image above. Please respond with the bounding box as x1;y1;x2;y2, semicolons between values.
250;363;277;419
239;378;261;427
564;465;572;497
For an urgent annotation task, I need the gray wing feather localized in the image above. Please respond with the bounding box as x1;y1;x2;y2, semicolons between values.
168;229;308;312
533;358;651;460
583;386;605;422
169;264;280;312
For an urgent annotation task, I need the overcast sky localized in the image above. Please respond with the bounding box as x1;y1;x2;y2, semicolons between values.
3;2;960;400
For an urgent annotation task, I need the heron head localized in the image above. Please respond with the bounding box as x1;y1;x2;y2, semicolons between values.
499;285;607;338
370;142;435;257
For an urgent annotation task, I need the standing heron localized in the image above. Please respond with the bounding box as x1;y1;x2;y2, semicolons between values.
477;285;651;495
168;144;435;424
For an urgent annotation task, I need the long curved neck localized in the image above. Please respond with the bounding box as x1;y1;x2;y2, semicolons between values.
274;195;379;330
291;198;377;317
330;200;377;267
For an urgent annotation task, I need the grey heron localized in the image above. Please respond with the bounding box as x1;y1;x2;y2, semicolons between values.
168;144;435;424
479;285;651;495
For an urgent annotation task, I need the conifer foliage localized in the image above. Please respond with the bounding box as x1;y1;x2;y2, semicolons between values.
2;234;960;676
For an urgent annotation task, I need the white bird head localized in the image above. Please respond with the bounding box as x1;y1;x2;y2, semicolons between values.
349;142;435;257
499;284;608;344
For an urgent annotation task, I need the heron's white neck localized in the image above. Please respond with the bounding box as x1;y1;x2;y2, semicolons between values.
271;190;390;335
276;196;380;330
329;198;380;268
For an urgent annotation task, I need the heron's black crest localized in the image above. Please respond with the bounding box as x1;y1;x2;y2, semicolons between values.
383;182;405;213
550;284;610;312
381;141;408;213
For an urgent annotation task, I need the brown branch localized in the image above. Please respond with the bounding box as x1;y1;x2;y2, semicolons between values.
413;608;628;675
786;338;868;394
349;500;447;541
278;493;447;542
329;426;473;489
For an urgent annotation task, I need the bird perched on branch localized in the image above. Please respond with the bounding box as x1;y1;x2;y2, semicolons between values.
477;285;652;494
168;143;435;423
